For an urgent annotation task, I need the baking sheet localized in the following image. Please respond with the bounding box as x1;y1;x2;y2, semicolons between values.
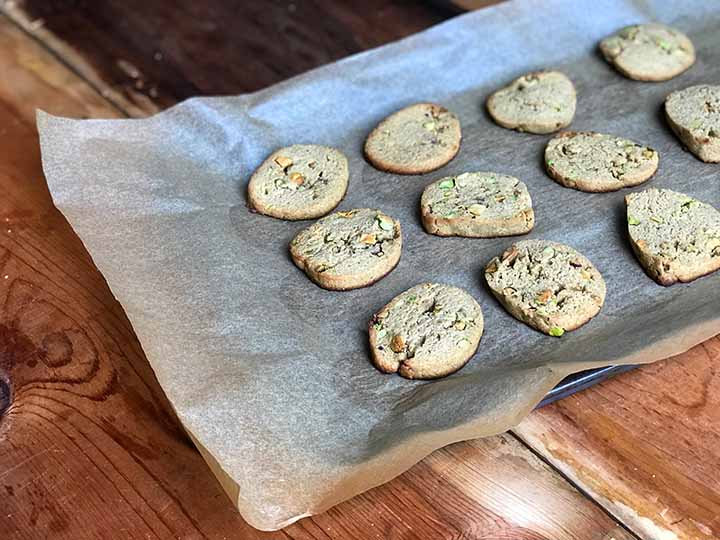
38;0;720;530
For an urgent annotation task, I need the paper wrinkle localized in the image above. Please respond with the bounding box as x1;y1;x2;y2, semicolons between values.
38;0;720;530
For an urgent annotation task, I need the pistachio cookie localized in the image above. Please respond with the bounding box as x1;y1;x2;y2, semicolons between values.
369;283;483;379
485;240;606;337
545;131;659;192
486;71;576;134
290;208;401;290
626;189;720;286
364;103;462;175
599;23;695;82
248;144;349;220
665;85;720;163
420;172;534;237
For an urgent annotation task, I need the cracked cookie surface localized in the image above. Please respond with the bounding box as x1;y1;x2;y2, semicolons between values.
665;85;720;163
486;71;576;134
485;240;606;336
364;103;461;175
420;171;534;237
600;23;695;81
290;208;401;290
545;131;659;192
248;144;349;220
369;283;483;379
626;188;720;286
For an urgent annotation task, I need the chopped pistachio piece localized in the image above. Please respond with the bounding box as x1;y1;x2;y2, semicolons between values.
650;216;664;224
438;179;455;190
549;326;565;337
376;215;394;230
628;216;641;226
468;204;484;216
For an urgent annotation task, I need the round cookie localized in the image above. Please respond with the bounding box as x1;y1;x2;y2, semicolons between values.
486;71;576;134
599;23;695;82
545;131;659;192
485;240;606;336
420;171;534;237
625;188;720;286
364;103;461;175
665;85;720;163
369;283;483;379
248;144;349;220
290;208;401;290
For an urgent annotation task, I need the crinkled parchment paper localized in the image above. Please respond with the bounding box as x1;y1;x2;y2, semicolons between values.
38;0;720;530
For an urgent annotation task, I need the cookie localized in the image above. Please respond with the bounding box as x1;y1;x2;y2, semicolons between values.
599;23;695;82
665;85;720;163
420;172;534;237
545;131;659;192
626;189;720;286
486;71;576;134
369;283;483;379
290;208;401;290
248;144;349;220
364;103;461;175
485;240;606;336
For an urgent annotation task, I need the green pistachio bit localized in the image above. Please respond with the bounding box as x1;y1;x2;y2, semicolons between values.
444;212;458;218
549;326;565;337
546;160;554;167
373;321;383;330
650;216;664;224
438;179;455;190
627;216;641;226
657;39;671;51
407;295;417;303
376;215;393;230
541;246;555;258
422;121;437;131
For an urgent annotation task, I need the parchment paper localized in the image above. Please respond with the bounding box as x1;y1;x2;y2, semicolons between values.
38;0;720;530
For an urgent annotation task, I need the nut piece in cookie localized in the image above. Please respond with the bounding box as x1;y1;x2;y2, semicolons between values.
364;103;462;175
485;240;606;336
289;208;402;290
248;144;349;220
665;85;720;163
600;23;695;82
545;131;659;192
625;188;720;286
369;283;483;379
486;71;576;134
420;171;534;237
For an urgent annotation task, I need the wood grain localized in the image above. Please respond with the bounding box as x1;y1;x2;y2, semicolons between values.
516;337;720;540
0;10;637;540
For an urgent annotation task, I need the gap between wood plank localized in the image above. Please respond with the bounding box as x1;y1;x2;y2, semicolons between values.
0;8;646;536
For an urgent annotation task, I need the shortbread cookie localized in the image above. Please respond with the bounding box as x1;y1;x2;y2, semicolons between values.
364;103;461;175
248;145;349;220
486;71;576;134
599;23;695;82
665;85;720;163
545;131;659;192
420;172;534;237
626;189;720;285
485;240;606;336
369;283;483;379
290;208;401;290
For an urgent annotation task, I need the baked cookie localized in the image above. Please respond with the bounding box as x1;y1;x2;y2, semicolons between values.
545;131;659;192
665;85;720;163
626;189;720;285
290;208;401;290
364;103;461;175
486;71;576;134
485;240;606;336
420;172;534;237
248;144;349;220
369;283;483;379
599;23;695;82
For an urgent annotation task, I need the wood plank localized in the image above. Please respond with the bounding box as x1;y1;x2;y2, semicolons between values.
0;11;639;540
1;0;461;115
516;337;720;540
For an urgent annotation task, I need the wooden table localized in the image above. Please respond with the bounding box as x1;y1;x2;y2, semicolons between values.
0;2;718;539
